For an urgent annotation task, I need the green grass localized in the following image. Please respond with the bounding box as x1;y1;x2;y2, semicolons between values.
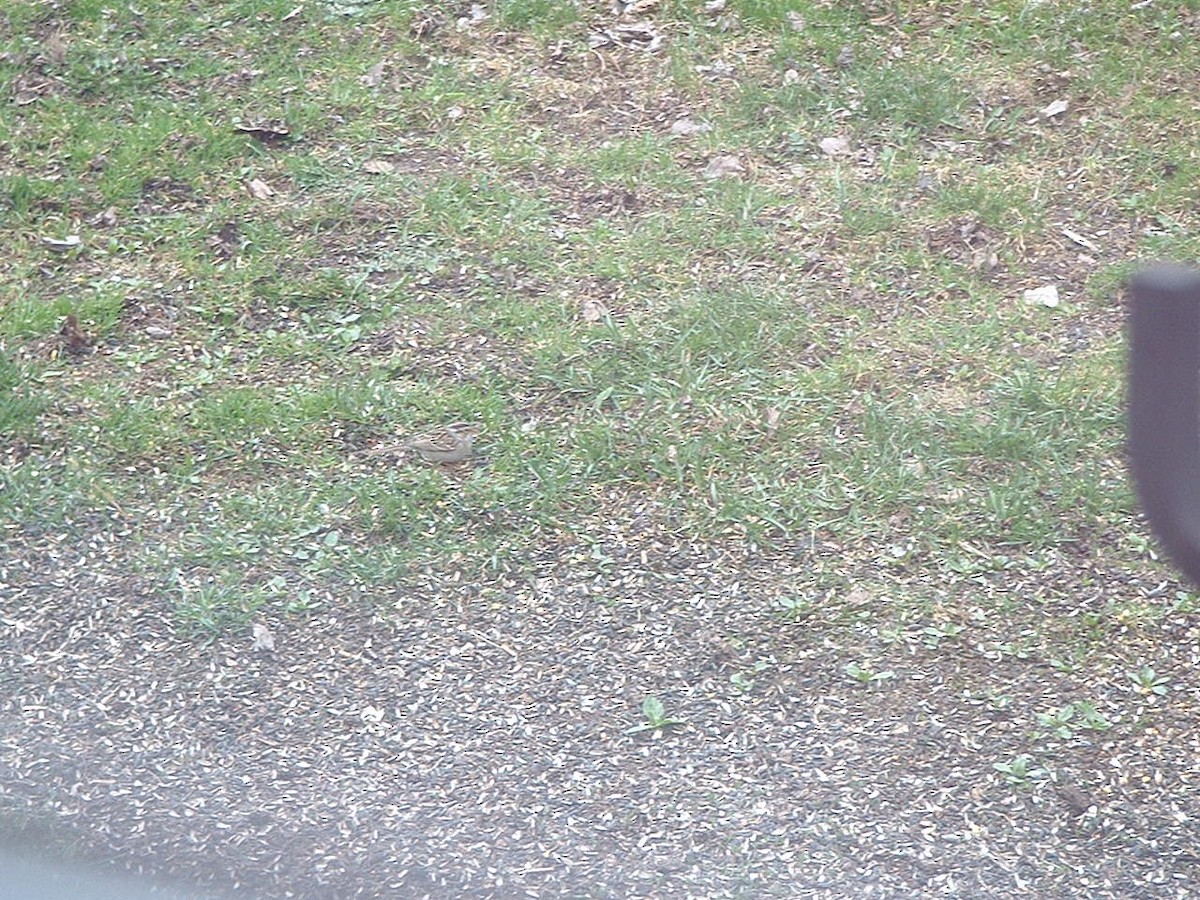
1;0;1195;650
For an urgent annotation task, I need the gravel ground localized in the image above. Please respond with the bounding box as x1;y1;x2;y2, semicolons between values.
2;521;1198;899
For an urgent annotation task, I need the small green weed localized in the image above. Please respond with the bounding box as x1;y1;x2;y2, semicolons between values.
731;658;774;694
993;754;1050;787
1033;702;1112;741
844;662;895;686
921;622;965;649
775;595;814;622
625;696;687;735
1129;666;1170;698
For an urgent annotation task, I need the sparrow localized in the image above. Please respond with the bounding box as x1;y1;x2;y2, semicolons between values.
369;422;482;464
1056;783;1097;818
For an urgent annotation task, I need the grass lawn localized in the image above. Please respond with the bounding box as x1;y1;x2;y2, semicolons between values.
2;1;1198;897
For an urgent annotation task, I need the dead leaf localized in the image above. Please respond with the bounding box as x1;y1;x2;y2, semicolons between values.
704;154;744;179
246;178;274;200
670;117;711;136
144;325;173;339
970;247;999;272
580;297;610;323
13;72;53;106
362;159;396;175
59;315;91;355
282;5;303;21
616;0;662;17
456;3;488;28
1023;285;1060;308
590;22;664;52
764;407;782;439
1061;227;1099;253
251;622;275;652
234;120;290;143
819;136;851;158
90;206;118;228
412;12;442;38
43;32;68;68
704;0;727;12
787;11;806;31
361;60;388;87
1042;98;1069;118
42;235;81;252
696;61;736;79
844;587;873;606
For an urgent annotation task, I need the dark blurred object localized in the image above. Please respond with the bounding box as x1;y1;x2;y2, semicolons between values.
1128;265;1200;587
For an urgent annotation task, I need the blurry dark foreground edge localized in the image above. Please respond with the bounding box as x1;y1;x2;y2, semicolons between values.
1128;265;1200;589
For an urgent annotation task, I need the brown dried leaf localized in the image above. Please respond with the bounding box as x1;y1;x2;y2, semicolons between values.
1042;98;1069;118
43;32;68;68
580;297;610;323
591;22;664;52
42;235;81;252
616;0;662;17
970;247;999;272
1023;285;1060;308
764;406;782;439
704;154;744;179
362;159;396;175
845;587;873;606
234;120;290;143
13;73;53;106
252;622;275;652
411;12;442;39
457;4;488;28
1061;227;1099;253
361;60;388;87
670;117;711;136
246;178;274;200
819;136;851;158
90;206;118;228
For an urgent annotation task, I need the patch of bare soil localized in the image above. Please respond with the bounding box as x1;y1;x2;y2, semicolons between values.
2;512;1197;899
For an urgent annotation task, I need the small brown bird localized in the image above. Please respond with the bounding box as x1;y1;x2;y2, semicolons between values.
369;422;482;464
1056;783;1097;818
59;314;92;356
